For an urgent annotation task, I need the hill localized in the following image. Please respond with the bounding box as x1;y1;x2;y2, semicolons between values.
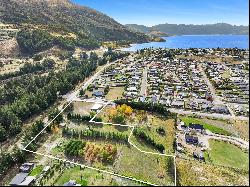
0;0;148;51
126;23;249;35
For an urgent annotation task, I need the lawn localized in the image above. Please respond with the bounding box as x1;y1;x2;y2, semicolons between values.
181;117;232;136
205;140;249;170
29;165;43;177
105;86;124;101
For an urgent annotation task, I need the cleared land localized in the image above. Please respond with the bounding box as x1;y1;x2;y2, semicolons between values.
176;158;249;186
131;115;175;154
106;87;124;101
72;101;95;116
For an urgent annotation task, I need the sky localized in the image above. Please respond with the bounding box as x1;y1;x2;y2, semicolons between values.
72;0;249;26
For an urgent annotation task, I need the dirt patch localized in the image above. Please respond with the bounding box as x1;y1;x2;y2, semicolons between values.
73;101;95;116
0;38;20;58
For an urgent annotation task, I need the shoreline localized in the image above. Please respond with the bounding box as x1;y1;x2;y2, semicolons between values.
117;35;249;51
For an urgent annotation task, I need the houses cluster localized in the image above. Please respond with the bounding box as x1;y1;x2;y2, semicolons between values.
176;121;208;162
205;61;249;116
141;57;230;114
83;48;248;117
9;163;36;186
123;59;144;99
86;61;127;98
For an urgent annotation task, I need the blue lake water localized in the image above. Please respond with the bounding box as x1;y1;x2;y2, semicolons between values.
122;35;249;51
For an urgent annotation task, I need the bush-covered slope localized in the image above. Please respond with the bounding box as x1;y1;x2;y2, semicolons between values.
0;0;148;42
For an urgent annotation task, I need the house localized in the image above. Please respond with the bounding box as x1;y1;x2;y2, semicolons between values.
19;163;34;173
92;91;104;98
9;173;35;186
63;180;81;186
211;106;229;114
10;163;35;186
189;123;204;133
171;100;184;108
185;134;199;145
91;103;103;112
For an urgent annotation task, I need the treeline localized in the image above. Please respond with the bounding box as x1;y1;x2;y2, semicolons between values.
0;56;98;142
115;99;173;118
16;29;100;55
98;50;129;66
0;120;45;178
62;127;129;144
133;128;165;153
0;59;55;80
0;147;25;178
67;113;102;122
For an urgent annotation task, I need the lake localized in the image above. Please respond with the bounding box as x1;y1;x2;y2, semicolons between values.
121;35;249;51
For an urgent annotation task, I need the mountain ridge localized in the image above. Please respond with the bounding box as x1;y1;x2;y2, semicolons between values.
0;0;148;42
126;23;249;35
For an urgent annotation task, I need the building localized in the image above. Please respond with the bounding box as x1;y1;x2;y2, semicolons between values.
185;134;199;145
189;123;204;133
91;103;103;112
92;91;104;98
9;173;35;186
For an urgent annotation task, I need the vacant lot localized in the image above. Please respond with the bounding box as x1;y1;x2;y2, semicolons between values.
72;101;95;116
106;86;124;101
131;115;175;155
176;158;249;186
205;140;249;170
113;145;175;186
232;120;249;141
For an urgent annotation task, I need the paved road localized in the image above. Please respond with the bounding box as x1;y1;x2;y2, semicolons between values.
198;64;224;105
140;67;148;96
169;108;249;121
206;131;249;149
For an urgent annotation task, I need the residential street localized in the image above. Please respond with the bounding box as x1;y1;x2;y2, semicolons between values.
169;108;249;121
140;67;148;96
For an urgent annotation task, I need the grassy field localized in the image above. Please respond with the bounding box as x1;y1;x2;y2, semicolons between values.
65;122;132;137
205;140;249;170
181;117;232;136
47;131;174;186
54;166;141;186
105;86;124;101
176;158;249;186
113;145;175;186
131;115;175;154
